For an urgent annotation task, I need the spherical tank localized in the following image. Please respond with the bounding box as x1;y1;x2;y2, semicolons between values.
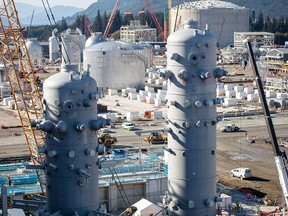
83;41;146;89
38;64;102;215
26;38;43;66
163;20;226;216
85;32;106;48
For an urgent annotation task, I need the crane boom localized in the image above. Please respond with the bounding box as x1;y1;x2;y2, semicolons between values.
143;0;164;41
84;15;93;36
247;41;288;206
103;0;121;38
0;0;46;193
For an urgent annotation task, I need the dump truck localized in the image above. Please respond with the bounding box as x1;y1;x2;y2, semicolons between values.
144;132;167;144
98;133;118;147
221;124;240;132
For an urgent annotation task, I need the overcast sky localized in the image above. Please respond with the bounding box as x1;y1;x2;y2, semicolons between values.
14;0;97;8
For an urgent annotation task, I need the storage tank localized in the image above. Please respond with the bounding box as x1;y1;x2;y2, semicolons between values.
169;0;250;48
49;29;60;62
85;32;106;48
26;38;43;67
83;41;146;89
161;20;227;215
37;64;103;215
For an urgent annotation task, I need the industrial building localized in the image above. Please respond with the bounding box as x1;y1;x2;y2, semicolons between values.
120;20;157;43
169;0;250;48
234;32;274;48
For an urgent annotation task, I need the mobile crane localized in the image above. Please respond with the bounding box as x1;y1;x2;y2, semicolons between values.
247;41;288;207
0;0;46;193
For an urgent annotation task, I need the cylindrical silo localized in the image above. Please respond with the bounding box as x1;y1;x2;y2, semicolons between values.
162;20;227;215
49;29;60;62
169;1;250;48
83;41;146;89
26;38;43;67
38;64;103;215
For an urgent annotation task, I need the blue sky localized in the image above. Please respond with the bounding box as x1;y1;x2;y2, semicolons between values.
14;0;97;8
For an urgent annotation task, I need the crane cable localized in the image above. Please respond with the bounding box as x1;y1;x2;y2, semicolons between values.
40;0;70;64
173;0;180;33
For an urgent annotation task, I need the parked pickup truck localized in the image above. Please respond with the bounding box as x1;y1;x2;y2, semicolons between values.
122;122;136;131
221;124;240;132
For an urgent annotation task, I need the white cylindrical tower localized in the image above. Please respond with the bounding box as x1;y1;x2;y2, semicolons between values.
162;20;227;215
49;29;60;62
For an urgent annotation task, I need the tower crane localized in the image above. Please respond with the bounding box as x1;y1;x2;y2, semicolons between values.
0;0;46;193
104;0;164;41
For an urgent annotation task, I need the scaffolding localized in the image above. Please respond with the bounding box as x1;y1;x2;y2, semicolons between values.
120;20;157;43
234;32;274;48
265;76;288;92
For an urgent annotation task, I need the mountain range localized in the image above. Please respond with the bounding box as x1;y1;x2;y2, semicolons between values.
68;0;288;23
11;0;288;26
12;3;84;26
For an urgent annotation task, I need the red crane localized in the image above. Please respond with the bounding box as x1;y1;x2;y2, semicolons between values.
104;0;164;41
84;15;93;36
103;0;121;38
143;0;164;41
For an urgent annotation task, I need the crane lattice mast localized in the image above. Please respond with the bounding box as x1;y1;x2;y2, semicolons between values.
0;0;46;193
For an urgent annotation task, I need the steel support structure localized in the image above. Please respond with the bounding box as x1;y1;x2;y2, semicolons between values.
0;0;45;193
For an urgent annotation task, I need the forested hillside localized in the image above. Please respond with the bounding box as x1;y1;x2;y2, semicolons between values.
66;0;287;23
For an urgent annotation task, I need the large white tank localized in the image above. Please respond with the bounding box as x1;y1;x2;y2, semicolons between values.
49;29;60;62
83;41;146;89
85;32;106;48
170;0;250;48
26;38;43;67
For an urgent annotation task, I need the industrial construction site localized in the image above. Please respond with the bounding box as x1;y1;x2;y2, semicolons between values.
1;0;288;216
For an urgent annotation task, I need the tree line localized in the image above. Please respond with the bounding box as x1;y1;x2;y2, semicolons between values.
25;9;164;41
26;10;288;45
250;12;288;45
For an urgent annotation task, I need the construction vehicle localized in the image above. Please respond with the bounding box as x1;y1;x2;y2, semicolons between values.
144;132;167;144
98;133;118;147
247;41;288;207
220;124;240;132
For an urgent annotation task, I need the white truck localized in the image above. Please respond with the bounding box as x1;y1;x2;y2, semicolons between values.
231;168;253;180
122;122;136;131
221;124;240;132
